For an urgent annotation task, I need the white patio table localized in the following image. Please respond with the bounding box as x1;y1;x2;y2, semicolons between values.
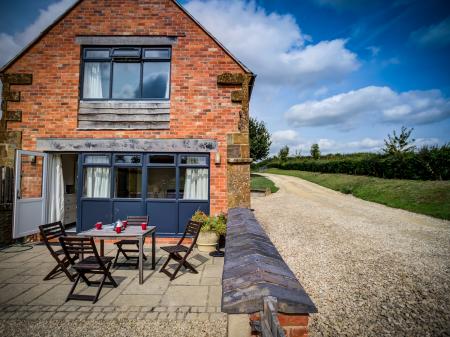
78;225;156;284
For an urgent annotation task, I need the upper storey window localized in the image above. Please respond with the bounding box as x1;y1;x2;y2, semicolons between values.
81;47;171;100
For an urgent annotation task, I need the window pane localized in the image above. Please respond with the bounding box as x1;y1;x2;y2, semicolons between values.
148;154;175;164
112;63;141;99
85;49;110;59
111;48;141;58
83;62;110;99
180;155;208;165
115;154;141;164
179;168;208;200
83;167;110;198
84;155;109;164
147;168;176;199
144;49;170;59
142;62;170;99
115;167;142;198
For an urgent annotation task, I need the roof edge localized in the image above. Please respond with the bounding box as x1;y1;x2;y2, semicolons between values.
171;0;254;75
0;0;83;73
1;0;255;77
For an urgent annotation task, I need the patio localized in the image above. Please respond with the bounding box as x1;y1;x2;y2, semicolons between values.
0;242;225;321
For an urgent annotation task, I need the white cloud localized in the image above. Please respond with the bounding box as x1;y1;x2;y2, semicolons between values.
272;129;299;145
410;16;450;48
270;136;384;155
310;0;379;10
270;135;442;156
0;0;76;67
285;86;450;129
366;45;380;57
413;138;440;148
185;0;359;88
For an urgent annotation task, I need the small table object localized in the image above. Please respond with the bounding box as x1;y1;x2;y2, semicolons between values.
78;225;156;284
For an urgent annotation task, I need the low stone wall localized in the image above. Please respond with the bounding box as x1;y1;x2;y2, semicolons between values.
223;207;317;337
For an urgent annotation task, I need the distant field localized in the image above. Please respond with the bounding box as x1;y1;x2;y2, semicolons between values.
251;174;279;193
264;169;450;220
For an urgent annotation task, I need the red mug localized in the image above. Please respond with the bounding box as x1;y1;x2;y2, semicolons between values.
141;222;147;230
115;226;122;234
95;222;102;230
122;220;128;228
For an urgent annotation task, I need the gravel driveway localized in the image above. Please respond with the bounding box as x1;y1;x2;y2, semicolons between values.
252;173;450;337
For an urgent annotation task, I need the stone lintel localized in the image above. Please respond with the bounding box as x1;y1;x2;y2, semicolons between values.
75;36;178;45
36;138;218;153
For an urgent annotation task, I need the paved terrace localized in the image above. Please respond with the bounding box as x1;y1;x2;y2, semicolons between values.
0;242;225;333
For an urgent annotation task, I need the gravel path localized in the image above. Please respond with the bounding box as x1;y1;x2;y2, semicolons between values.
0;319;226;337
252;173;450;337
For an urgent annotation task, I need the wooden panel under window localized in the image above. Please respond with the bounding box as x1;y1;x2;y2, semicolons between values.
78;100;170;129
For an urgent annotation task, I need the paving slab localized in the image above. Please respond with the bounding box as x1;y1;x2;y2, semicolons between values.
207;285;222;307
122;276;169;295
113;294;161;306
161;285;208;307
0;284;31;304
202;264;224;278
8;284;55;305
0;269;22;283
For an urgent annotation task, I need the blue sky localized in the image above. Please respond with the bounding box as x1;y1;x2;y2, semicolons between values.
1;0;449;154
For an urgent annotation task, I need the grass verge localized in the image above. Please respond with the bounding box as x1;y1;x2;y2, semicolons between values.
251;173;279;193
264;168;450;220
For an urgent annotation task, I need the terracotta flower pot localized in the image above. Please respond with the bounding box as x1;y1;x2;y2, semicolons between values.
197;231;219;252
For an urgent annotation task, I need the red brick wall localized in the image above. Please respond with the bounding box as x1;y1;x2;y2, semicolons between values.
3;0;246;215
19;154;44;198
250;312;310;337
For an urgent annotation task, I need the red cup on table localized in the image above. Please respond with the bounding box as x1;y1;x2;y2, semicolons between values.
141;222;147;230
95;222;102;230
115;226;121;234
122;220;128;228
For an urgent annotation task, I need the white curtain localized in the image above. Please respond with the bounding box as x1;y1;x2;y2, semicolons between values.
183;168;208;200
83;63;103;98
84;167;110;198
47;154;65;223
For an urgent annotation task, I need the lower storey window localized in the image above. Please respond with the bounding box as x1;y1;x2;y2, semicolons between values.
179;168;208;200
81;153;209;200
115;167;142;198
147;168;176;199
83;167;110;198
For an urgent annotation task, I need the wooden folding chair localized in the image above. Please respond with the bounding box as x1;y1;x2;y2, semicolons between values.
159;220;203;281
39;221;77;282
59;236;118;303
113;215;149;268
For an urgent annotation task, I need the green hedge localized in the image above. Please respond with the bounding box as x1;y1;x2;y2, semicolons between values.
255;144;450;180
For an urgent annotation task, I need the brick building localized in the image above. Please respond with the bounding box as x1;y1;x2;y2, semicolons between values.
0;0;254;238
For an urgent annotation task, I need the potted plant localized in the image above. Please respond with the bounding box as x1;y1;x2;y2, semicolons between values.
191;211;227;252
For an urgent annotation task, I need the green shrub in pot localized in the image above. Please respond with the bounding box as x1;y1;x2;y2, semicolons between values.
191;211;227;252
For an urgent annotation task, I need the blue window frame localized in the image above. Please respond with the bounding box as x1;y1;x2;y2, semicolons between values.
77;152;210;235
80;46;171;101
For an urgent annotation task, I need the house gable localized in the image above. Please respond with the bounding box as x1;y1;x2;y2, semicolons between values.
0;0;252;75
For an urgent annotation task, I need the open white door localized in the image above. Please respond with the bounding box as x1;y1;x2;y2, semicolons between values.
13;150;48;239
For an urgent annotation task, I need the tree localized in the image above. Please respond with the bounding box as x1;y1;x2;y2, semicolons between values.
278;145;289;161
310;143;320;159
249;117;271;161
382;126;416;155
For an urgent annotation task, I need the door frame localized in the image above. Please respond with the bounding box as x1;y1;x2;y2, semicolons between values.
13;150;48;239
